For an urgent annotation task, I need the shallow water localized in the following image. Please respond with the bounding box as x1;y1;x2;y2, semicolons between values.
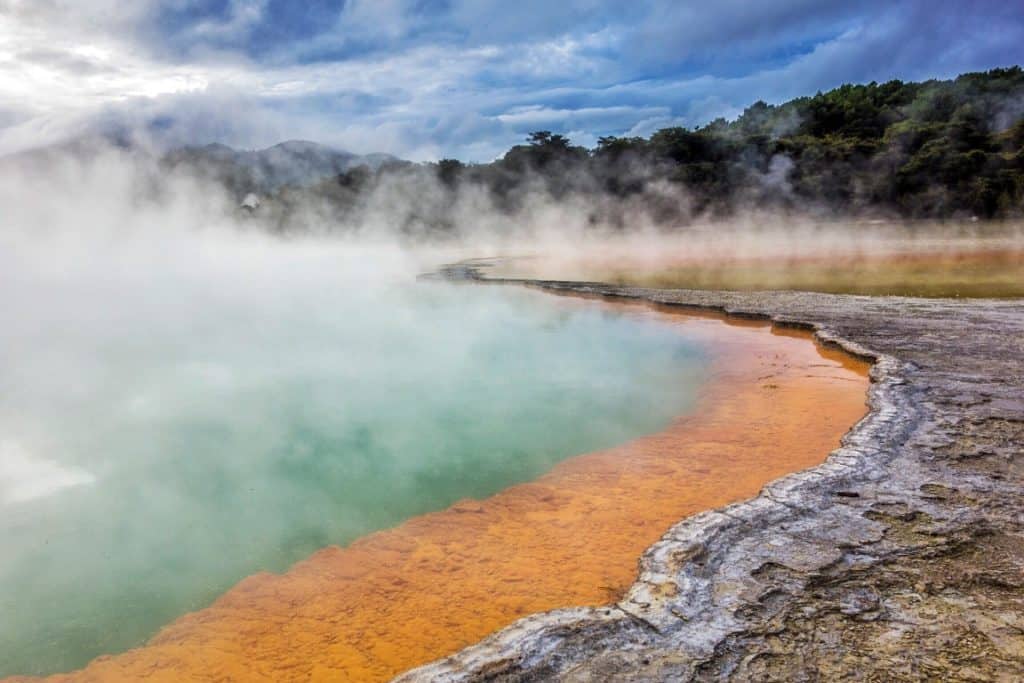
0;252;706;677
25;296;869;683
492;224;1024;297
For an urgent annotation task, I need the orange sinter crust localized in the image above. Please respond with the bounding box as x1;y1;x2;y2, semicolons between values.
13;297;870;683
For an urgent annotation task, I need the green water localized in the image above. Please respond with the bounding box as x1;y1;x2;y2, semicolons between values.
0;250;706;677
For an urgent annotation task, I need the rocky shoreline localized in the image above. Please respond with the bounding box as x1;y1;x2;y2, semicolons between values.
401;267;1024;681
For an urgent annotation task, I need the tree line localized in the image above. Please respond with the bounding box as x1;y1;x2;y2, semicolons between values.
261;67;1024;234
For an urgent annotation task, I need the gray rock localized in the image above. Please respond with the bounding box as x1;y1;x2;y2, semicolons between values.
396;274;1024;682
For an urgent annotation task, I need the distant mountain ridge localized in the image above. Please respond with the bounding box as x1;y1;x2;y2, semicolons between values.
0;136;401;195
163;140;400;192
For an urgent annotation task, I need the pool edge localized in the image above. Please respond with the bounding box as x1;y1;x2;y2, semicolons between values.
397;274;1024;680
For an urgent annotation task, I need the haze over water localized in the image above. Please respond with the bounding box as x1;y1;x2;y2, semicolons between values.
0;235;706;677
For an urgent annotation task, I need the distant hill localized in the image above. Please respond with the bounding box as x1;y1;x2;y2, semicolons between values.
0;136;400;196
4;67;1022;228
434;66;1024;221
234;68;1024;235
162;140;400;193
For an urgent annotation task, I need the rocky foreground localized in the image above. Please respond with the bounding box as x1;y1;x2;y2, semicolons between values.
403;269;1024;681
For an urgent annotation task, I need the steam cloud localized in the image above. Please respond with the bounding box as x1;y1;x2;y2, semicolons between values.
0;144;716;677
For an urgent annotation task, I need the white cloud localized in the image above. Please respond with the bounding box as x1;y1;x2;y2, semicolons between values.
496;105;669;126
0;1;1019;159
0;10;208;119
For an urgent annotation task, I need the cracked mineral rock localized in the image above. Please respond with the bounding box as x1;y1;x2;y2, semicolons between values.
398;272;1024;682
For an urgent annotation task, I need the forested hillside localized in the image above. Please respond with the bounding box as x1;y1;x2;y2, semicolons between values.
252;67;1024;233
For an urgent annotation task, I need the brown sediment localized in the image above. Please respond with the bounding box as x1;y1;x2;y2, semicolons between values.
12;298;870;683
494;243;1024;298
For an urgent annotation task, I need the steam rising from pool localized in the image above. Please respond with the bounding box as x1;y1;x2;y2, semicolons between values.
0;229;705;676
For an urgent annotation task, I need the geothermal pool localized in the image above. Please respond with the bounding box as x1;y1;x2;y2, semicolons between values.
0;236;869;682
0;256;708;678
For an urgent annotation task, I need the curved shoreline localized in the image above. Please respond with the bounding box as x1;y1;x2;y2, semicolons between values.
400;274;1024;681
6;290;870;682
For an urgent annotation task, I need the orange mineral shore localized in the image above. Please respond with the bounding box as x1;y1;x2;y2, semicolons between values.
13;297;870;683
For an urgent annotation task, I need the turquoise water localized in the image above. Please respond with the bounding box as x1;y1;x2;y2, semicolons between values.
0;247;706;677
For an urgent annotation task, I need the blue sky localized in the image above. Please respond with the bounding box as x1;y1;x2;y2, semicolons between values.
0;1;1021;159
